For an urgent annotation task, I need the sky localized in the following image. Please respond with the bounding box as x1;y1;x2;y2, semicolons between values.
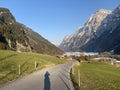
0;0;120;44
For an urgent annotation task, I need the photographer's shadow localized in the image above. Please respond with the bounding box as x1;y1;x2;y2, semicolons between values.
44;71;51;90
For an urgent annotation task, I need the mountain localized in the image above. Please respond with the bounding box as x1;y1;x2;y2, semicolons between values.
0;8;63;55
51;41;61;47
59;9;111;52
82;5;120;54
60;5;120;54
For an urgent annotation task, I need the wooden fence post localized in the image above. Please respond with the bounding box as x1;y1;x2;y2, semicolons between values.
19;64;21;75
35;61;37;70
78;70;80;87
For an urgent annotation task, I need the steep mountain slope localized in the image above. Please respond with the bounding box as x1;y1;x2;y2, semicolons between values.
82;5;120;54
0;8;63;55
59;9;111;52
60;5;120;54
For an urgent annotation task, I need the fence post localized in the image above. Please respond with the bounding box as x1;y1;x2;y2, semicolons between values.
35;61;37;70
19;64;21;75
78;70;80;87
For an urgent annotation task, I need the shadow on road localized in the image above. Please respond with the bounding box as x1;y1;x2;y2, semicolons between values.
44;71;51;90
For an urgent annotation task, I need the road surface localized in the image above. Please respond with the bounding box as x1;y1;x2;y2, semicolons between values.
0;60;76;90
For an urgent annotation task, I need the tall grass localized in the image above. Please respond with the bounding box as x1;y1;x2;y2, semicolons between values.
0;50;66;85
71;61;120;90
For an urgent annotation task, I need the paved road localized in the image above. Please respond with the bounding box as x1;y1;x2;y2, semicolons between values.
0;60;76;90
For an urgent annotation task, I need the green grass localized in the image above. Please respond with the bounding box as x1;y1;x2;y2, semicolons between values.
71;61;120;90
0;50;66;85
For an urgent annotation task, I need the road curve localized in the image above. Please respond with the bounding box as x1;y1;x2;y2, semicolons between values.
0;60;76;90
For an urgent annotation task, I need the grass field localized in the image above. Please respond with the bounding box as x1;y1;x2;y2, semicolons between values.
0;50;66;85
71;61;120;90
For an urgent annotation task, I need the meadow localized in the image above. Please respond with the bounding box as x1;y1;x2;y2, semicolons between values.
0;50;66;85
71;61;120;90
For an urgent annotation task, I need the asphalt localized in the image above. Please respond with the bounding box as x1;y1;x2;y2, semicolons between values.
0;60;76;90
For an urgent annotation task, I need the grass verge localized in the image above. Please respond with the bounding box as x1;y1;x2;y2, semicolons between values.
71;61;120;90
0;50;66;85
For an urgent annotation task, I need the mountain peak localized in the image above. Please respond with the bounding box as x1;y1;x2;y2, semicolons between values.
0;8;10;12
85;8;111;31
0;7;16;24
96;9;112;14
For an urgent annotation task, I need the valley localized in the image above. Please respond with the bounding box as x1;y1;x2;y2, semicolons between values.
0;1;120;90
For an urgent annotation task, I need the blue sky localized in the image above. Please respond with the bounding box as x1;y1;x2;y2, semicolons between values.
0;0;120;44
